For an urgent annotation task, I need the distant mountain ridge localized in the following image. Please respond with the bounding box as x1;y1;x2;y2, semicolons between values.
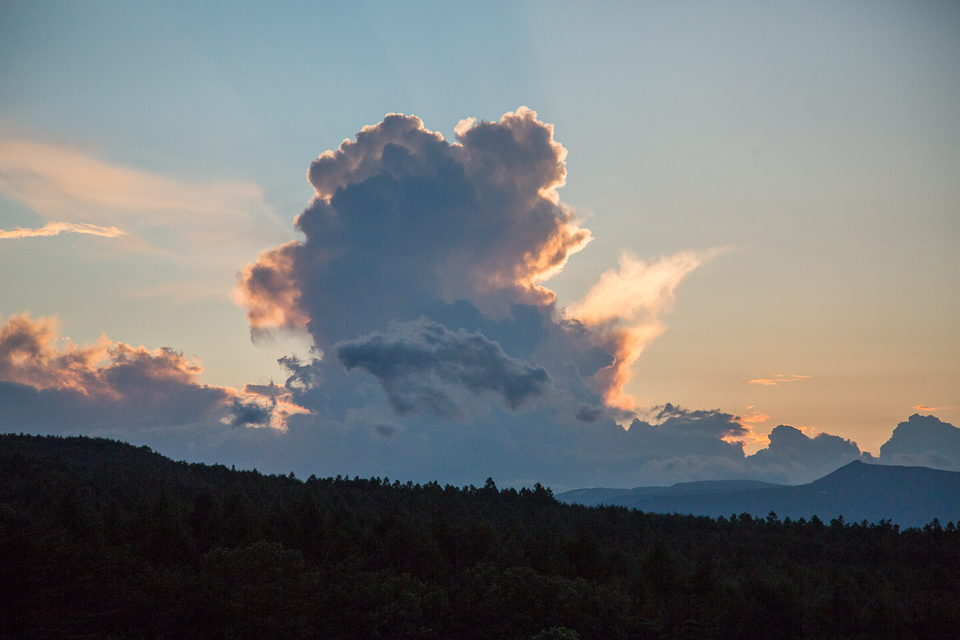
559;479;783;508
558;461;960;528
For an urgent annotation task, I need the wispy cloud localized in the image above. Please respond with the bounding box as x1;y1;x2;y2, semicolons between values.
738;410;771;424
748;374;810;386
124;280;232;305
0;139;287;261
0;221;125;240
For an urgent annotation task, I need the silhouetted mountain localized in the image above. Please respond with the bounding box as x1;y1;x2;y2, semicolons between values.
560;461;960;527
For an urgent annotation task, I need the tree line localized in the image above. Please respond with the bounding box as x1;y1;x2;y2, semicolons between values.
1;433;958;639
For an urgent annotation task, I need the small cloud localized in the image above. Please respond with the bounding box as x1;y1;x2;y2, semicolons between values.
792;424;822;437
728;411;774;453
0;221;126;240
373;424;397;437
575;404;604;423
914;404;952;412
239;383;313;431
747;374;810;386
224;397;275;429
232;241;309;333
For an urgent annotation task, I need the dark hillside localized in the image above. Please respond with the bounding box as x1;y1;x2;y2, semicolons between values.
2;434;959;639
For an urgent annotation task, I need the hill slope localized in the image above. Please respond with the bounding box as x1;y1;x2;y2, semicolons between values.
560;461;960;527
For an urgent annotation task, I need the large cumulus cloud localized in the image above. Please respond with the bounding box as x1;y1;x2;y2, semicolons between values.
222;107;889;488
234;107;724;417
236;107;590;343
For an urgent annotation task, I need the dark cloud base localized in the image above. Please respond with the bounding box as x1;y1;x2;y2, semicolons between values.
335;319;550;418
880;414;960;470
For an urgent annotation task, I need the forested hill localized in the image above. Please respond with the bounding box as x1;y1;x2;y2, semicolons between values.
559;461;960;528
2;434;960;639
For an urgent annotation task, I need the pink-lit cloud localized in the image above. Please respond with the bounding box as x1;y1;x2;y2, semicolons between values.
569;249;726;410
0;313;307;431
232;241;310;332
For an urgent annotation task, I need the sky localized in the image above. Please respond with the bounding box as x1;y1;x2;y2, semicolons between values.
1;1;958;490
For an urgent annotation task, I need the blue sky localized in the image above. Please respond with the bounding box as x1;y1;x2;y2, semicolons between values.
1;1;958;488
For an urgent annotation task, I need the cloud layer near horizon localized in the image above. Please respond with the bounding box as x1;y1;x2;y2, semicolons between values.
0;314;306;433
0;312;943;487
